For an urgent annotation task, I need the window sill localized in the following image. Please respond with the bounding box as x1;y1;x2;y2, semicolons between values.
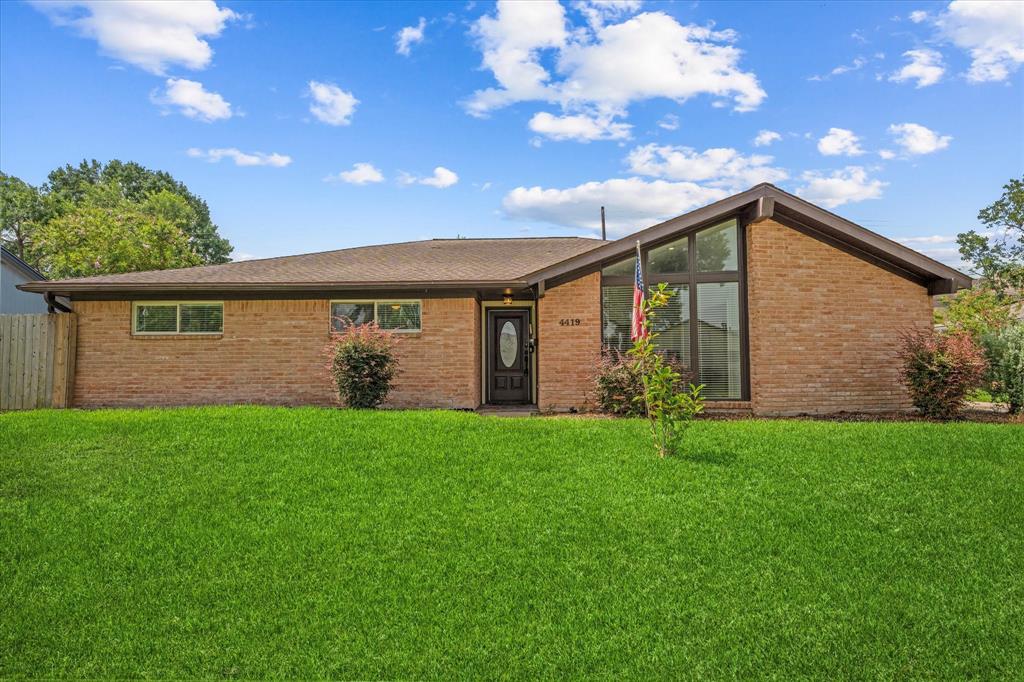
131;334;223;340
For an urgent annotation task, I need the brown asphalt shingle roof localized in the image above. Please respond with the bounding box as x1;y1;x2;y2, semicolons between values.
32;237;604;289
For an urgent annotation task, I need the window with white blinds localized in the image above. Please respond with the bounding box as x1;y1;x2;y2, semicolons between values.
697;282;741;399
652;284;690;369
133;302;224;335
330;301;422;332
600;218;744;399
601;285;692;366
601;285;633;353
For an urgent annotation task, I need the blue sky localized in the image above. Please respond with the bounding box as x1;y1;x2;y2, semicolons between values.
1;1;1022;268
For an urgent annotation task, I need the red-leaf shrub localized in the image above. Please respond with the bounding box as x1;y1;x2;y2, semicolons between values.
898;329;988;419
593;348;692;417
594;350;646;416
324;322;400;408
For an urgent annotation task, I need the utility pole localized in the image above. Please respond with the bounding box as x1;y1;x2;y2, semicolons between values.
600;206;606;240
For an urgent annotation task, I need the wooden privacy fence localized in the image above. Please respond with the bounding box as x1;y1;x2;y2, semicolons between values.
0;313;77;410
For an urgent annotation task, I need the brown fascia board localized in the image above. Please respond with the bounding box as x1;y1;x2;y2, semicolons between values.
763;184;972;290
523;183;972;293
522;184;768;285
17;279;531;297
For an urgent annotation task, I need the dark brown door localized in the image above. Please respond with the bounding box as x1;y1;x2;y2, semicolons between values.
487;309;531;404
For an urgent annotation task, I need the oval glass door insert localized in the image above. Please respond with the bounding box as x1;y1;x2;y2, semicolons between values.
499;321;518;368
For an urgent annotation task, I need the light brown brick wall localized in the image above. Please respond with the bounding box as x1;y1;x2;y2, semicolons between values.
537;271;601;411
71;297;480;409
746;219;933;415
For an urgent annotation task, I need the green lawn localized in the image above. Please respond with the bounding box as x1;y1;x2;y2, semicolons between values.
2;408;1022;679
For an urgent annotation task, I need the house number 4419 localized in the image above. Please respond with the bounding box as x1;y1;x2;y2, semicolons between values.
559;318;581;326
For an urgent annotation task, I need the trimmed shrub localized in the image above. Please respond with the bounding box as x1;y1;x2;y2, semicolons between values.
594;349;692;418
898;329;988;419
325;322;399;408
594;350;646;417
987;323;1024;414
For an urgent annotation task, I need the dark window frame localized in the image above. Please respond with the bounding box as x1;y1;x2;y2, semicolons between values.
598;215;750;401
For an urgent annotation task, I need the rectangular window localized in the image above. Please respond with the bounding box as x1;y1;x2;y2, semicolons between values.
133;302;223;335
647;236;689;275
696;219;738;272
697;282;741;399
331;300;421;333
601;217;746;400
651;284;690;369
600;285;633;353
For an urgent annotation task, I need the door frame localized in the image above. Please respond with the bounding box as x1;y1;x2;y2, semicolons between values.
480;301;536;405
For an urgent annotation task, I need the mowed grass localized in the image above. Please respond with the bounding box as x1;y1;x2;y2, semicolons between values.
1;408;1022;679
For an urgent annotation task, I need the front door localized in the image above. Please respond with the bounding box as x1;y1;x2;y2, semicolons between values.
487;308;532;404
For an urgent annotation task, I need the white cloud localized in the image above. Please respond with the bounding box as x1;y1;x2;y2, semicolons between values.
889;48;945;87
186;147;292;167
909;10;929;24
626;144;788;190
555;12;766;112
31;0;238;74
936;0;1024;82
657;114;679;131
154;78;232;121
753;129;782;147
400;166;459;188
307;80;358;126
571;0;642;30
795;166;886;208
467;0;569;115
809;56;868;81
326;162;384;185
888;122;952;155
897;234;957;244
395;17;426;56
878;149;897;160
466;3;765;138
502;177;727;234
528;111;632;141
817;127;865;156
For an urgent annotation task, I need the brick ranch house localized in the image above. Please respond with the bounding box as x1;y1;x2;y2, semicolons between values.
21;184;971;416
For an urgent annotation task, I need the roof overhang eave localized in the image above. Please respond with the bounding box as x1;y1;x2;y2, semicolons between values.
523;183;973;293
17;279;532;296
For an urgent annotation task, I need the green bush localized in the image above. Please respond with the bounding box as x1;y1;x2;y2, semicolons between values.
629;283;705;457
898;329;988;420
325;322;400;408
987;323;1024;414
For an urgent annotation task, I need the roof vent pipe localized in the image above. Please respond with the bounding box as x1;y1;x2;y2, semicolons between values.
600;206;607;241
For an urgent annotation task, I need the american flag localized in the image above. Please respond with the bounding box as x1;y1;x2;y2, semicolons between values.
630;240;646;341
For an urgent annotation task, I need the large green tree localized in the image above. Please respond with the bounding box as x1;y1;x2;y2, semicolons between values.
957;176;1024;296
32;182;201;279
1;159;232;275
0;172;47;261
44;159;232;264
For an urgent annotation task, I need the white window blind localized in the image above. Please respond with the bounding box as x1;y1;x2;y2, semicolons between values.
650;284;690;369
601;285;632;353
133;302;223;335
697;282;741;398
331;301;421;332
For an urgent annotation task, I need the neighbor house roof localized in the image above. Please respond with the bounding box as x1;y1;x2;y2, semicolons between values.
2;246;47;282
19;184;972;296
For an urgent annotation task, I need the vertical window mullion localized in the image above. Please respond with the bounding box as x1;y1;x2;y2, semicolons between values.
176;304;181;334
